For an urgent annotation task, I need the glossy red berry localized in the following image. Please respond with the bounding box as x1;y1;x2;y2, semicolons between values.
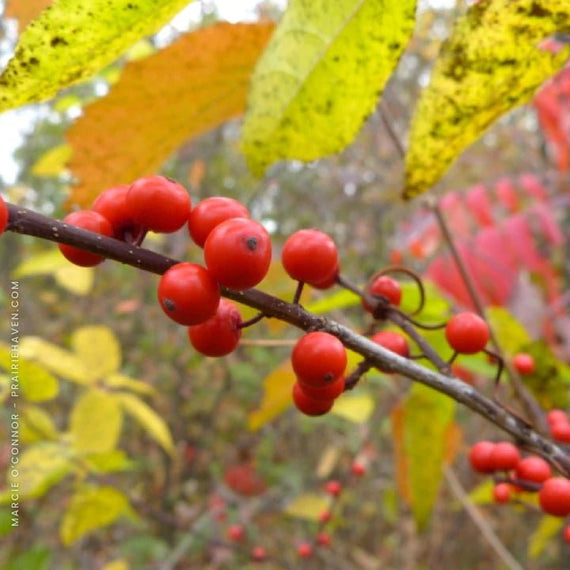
58;210;113;267
297;543;313;559
515;456;552;484
92;184;142;240
227;524;245;542
0;195;8;235
493;483;512;504
512;353;535;375
351;461;366;476
371;330;410;359
158;263;220;325
188;196;249;247
188;299;242;357
250;546;267;562
316;532;331;547
325;480;342;496
363;275;402;312
292;383;334;416
547;409;569;426
296;375;345;400
204;218;272;290
281;229;339;286
126;175;191;233
469;441;496;474
490;441;520;471
310;262;340;290
539;477;570;517
445;312;490;354
291;332;347;388
551;421;570;443
564;525;570;544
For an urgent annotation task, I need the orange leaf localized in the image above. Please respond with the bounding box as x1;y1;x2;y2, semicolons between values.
67;22;274;207
5;0;52;30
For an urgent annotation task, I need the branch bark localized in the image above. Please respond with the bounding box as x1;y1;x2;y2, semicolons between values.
6;203;570;475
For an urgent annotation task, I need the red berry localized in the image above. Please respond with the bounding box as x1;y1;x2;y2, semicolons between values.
363;275;402;312
251;546;267;562
515;456;552;484
291;332;347;388
493;482;512;504
58;210;113;267
224;463;267;497
0;195;8;235
158;263;220;325
204;218;272;290
469;441;496;474
551;422;570;443
188;299;242;357
547;409;568;427
512;353;535;375
490;441;520;471
227;524;245;542
371;330;410;359
292;383;334;416
297;375;345;400
318;510;332;524
445;312;490;354
92;184;142;240
188;196;249;247
316;532;331;547
539;477;570;517
351;461;366;476
563;525;570;543
325;480;342;496
126;175;191;233
451;364;475;385
281;229;339;286
297;542;313;558
310;262;340;290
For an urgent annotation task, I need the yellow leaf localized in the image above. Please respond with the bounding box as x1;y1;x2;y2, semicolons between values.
8;442;74;500
315;445;341;479
284;493;330;521
0;0;195;112
5;0;52;30
404;1;570;198
20;404;59;443
241;0;417;175
248;360;296;431
0;343;59;401
71;326;121;381
20;336;92;385
116;392;174;454
104;373;156;397
528;515;564;559
103;560;129;570
70;389;123;454
12;249;70;278
60;485;130;546
55;265;94;295
485;307;530;355
67;22;275;207
331;392;374;424
84;450;133;474
31;144;72;177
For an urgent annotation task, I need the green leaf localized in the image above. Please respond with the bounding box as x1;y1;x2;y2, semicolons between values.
104;373;156;397
528;515;564;559
284;493;330;521
7;442;74;500
241;0;416;175
20;336;92;385
5;546;51;570
20;404;59;443
116;392;174;454
404;0;570;198
486;307;530;355
0;344;59;401
304;289;360;314
70;389;123;454
71;325;122;381
396;384;455;530
60;484;131;545
0;0;194;112
0;507;17;537
84;449;133;474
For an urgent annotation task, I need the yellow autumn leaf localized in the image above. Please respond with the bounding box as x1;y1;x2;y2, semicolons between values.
104;373;156;397
284;493;330;521
103;560;129;570
71;326;121;381
528;516;564;559
0;0;194;112
331;392;374;424
67;22;275;207
248;360;296;431
20;336;92;385
70;389;123;454
55;265;94;295
84;449;133;474
0;343;59;401
7;442;74;500
60;485;130;546
31;144;72;177
404;0;570;198
20;404;59;443
116;392;174;454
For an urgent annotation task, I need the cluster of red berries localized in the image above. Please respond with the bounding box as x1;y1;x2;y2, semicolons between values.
470;439;570;540
547;409;570;444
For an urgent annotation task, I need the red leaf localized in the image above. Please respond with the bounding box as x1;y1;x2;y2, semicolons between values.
465;184;494;227
495;178;519;213
439;191;473;238
528;203;564;246
519;174;548;202
501;213;545;271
